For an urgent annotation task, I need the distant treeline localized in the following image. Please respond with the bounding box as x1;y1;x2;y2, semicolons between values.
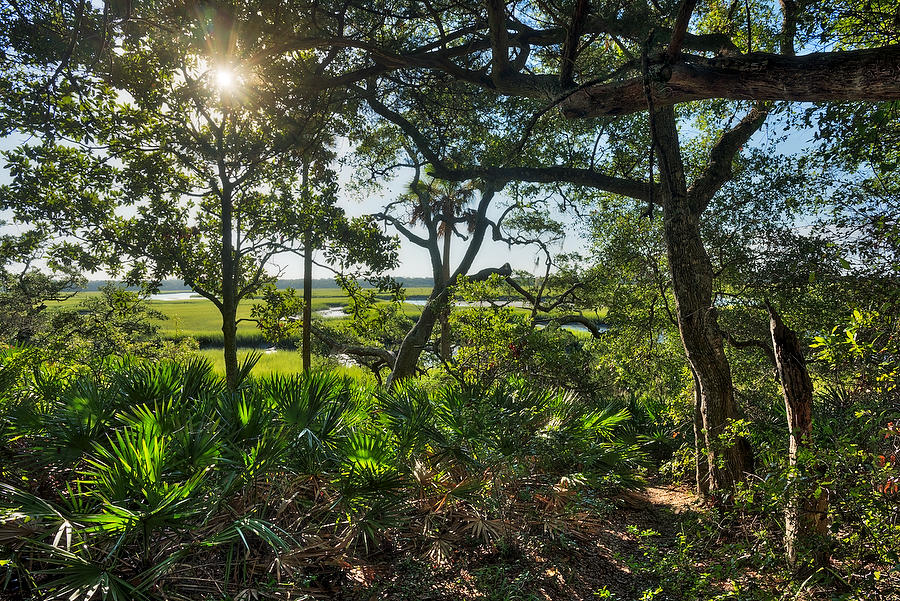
76;277;434;292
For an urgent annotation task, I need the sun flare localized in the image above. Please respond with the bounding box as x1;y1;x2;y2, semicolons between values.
215;67;237;92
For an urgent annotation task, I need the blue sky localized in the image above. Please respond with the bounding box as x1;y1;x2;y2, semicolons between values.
0;102;817;283
0;132;587;281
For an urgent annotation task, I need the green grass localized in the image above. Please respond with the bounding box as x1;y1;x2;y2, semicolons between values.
46;287;606;348
195;348;374;381
148;288;434;344
153;298;262;337
48;288;381;347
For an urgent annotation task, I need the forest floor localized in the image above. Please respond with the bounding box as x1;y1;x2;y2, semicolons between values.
324;483;719;601
324;483;898;600
4;480;895;600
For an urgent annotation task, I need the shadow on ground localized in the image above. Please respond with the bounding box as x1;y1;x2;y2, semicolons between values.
324;484;705;601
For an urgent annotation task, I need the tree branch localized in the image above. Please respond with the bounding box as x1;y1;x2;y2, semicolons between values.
688;105;769;211
431;164;656;203
485;0;512;77
721;328;776;366
778;0;797;56
559;0;590;85
448;185;500;282
504;274;592;313
374;211;431;248
666;0;698;61
539;314;606;338
311;324;397;367
561;46;900;118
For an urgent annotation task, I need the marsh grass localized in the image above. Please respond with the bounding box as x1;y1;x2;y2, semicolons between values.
45;288;423;342
195;348;373;380
44;287;596;347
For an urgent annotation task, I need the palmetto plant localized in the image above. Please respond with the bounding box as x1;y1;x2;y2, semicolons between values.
260;370;362;473
376;380;445;459
2;353;645;598
369;377;648;553
81;428;209;531
40;377;121;464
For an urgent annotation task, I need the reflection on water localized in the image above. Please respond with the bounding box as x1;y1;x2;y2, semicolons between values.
535;321;609;334
406;298;608;335
405;298;529;308
149;292;202;301
149;295;604;335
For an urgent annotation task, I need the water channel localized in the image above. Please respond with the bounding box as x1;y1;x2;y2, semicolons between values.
149;294;606;335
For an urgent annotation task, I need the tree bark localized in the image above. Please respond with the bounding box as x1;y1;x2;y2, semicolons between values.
691;367;710;497
219;169;239;390
653;105;753;494
767;301;829;573
388;286;444;386
302;228;313;373
221;301;239;389
663;194;750;492
387;263;512;387
439;205;452;361
309;32;900;114
560;46;900;118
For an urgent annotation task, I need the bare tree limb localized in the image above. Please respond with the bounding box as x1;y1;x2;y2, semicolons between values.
311;323;398;367
721;328;776;366
541;314;606;338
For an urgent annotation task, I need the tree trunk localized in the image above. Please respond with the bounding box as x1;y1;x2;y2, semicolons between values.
653;106;752;495
767;301;829;573
222;302;239;389
387;287;444;387
439;220;452;361
439;302;451;360
691;367;710;496
387;263;511;387
219;172;239;390
663;198;750;493
302;229;313;373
